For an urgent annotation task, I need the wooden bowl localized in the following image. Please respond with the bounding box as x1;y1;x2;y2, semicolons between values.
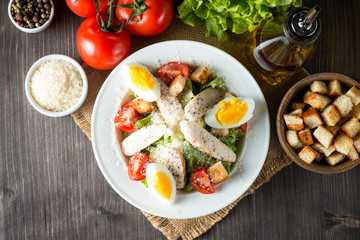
277;72;360;174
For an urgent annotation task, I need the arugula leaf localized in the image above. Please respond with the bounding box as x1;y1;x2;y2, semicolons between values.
217;128;244;152
134;114;153;128
199;77;227;91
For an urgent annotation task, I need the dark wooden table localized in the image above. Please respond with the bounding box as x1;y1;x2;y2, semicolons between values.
1;0;360;239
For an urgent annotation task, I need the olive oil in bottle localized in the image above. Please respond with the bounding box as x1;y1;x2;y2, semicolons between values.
246;6;321;85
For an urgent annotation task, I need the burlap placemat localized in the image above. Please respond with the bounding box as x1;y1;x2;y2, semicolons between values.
71;12;310;240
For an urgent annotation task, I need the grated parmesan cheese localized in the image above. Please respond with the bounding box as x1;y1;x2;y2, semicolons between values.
29;59;83;112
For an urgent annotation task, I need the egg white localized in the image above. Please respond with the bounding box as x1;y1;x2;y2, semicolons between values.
122;63;161;102
146;163;176;204
205;97;255;129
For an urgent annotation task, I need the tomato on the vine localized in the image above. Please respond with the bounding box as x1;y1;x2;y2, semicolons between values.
114;102;143;132
191;168;215;194
65;0;111;18
115;0;174;36
77;15;131;70
128;152;151;181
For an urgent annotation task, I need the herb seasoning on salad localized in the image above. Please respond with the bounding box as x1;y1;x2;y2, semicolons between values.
114;61;253;204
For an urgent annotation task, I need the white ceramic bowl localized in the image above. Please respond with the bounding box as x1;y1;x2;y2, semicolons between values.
91;41;270;219
8;0;54;34
25;54;88;117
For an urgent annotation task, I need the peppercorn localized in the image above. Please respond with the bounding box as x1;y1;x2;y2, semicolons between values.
10;0;52;29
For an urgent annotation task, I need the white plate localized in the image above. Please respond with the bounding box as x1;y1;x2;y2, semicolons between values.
91;40;270;219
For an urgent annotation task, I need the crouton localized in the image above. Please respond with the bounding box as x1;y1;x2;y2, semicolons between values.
132;98;156;115
190;66;211;84
207;161;229;185
333;94;353;117
345;86;360;105
340;117;360;138
298;128;314;146
291;101;306;111
211;128;230;137
302;90;312;101
303;108;323;129
286;130;303;149
312;143;335;157
327;80;342;98
325;125;340;136
325;152;346;166
314;151;324;162
351;104;360;120
289;109;303;117
347;145;359;161
168;74;186;97
298;146;318;164
304;92;331;111
334;131;353;155
310;81;328;95
313;125;334;148
321;104;341;126
353;135;360;152
283;114;304;131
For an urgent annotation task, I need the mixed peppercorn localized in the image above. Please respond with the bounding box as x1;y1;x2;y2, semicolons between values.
10;0;52;29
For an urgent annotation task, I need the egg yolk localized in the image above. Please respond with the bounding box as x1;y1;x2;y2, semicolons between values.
151;171;172;200
215;98;248;126
129;66;154;91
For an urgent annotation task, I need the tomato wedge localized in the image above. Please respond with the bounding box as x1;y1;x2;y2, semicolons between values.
114;102;143;132
128;152;151;181
238;123;247;133
158;62;189;85
191;167;215;194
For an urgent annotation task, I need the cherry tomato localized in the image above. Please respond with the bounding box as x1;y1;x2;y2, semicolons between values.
115;0;174;36
77;15;131;70
114;102;143;132
191;168;215;194
158;62;189;85
239;123;247;133
65;0;111;18
128;152;151;181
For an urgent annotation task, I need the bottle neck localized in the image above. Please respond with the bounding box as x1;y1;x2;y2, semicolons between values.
283;7;321;45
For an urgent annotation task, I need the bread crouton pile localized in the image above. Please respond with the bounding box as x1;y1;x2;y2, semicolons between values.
284;80;360;166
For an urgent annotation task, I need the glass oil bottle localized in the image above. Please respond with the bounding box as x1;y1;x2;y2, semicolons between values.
245;6;321;85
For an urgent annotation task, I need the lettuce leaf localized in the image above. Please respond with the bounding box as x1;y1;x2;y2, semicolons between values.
178;0;302;41
134;114;153;128
199;77;227;91
217;128;244;152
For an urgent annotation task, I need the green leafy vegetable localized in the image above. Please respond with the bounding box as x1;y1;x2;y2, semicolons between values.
134;113;153;128
199;77;227;91
140;179;148;188
178;0;302;41
217;128;244;152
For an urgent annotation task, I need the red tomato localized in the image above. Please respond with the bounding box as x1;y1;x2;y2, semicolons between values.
77;15;131;70
239;123;247;133
65;0;111;18
191;168;215;194
158;62;189;85
114;102;143;132
115;0;174;36
128;152;151;181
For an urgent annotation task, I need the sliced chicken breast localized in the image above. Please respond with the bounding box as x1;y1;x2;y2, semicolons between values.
180;120;236;162
156;81;186;128
161;147;187;189
121;125;167;156
184;88;225;121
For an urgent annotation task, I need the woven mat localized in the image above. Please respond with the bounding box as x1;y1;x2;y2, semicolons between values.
71;13;310;240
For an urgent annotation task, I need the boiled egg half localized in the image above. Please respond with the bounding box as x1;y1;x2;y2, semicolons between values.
146;163;176;204
205;97;255;129
122;63;161;102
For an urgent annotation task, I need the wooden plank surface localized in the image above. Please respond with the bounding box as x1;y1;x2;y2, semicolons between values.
1;0;360;239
